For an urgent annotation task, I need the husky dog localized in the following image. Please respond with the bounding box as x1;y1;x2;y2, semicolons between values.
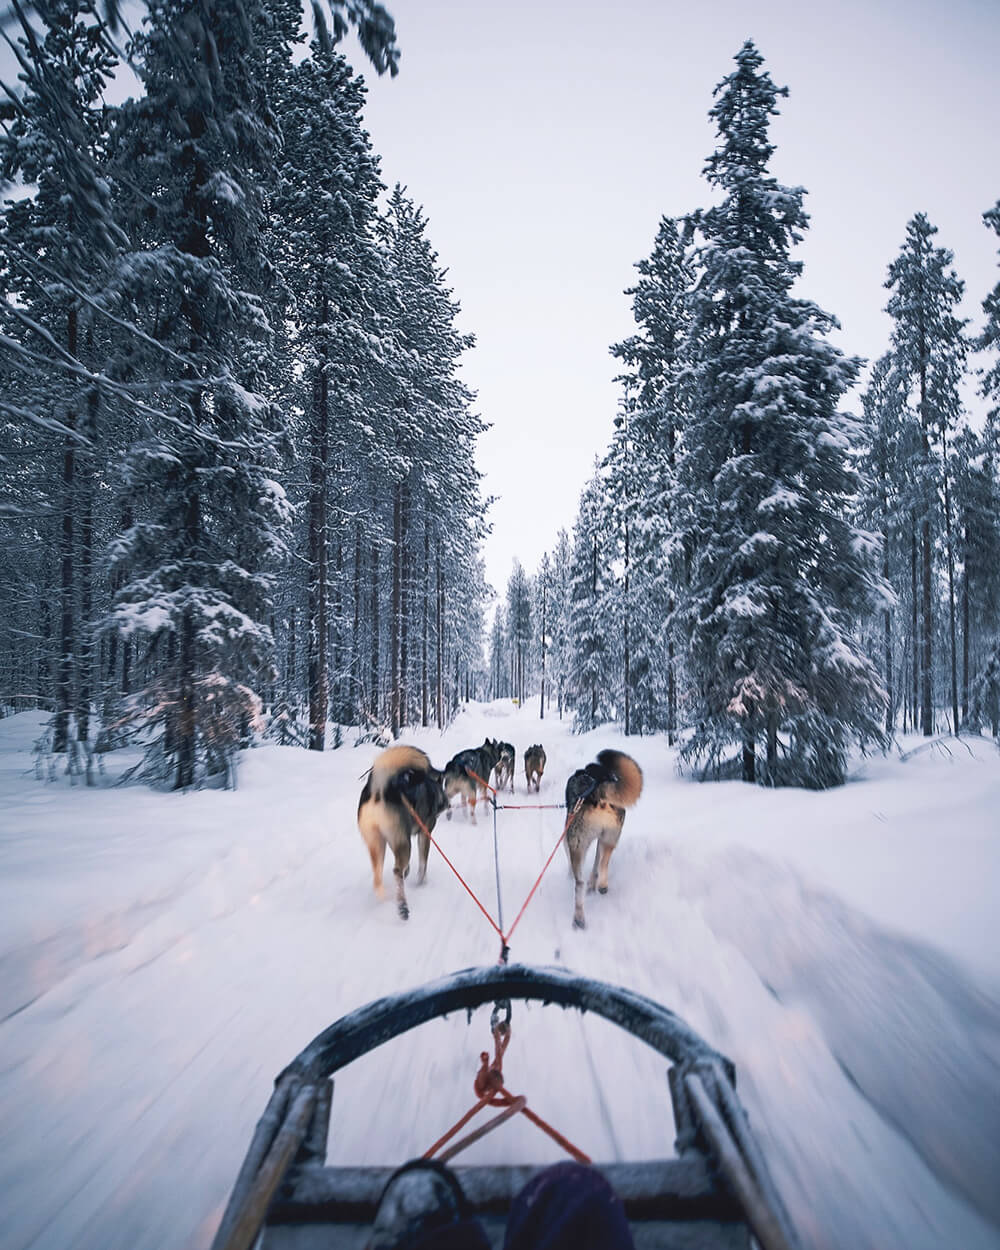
564;750;643;929
443;738;502;821
493;741;516;793
358;745;448;920
524;744;546;792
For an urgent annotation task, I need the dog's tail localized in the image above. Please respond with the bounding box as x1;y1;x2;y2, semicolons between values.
370;745;433;798
596;750;643;807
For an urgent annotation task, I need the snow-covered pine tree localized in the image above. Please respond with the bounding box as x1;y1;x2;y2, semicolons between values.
568;469;617;732
610;216;696;737
105;0;292;788
548;528;574;718
269;44;385;749
950;425;1000;729
375;187;488;735
505;559;532;705
678;41;886;787
1;0;120;754
858;354;915;731
884;213;969;734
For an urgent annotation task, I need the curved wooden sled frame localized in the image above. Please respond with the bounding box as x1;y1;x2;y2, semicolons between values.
211;964;802;1250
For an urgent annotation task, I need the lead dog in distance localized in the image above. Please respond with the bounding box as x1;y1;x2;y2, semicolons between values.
443;738;502;821
358;745;448;920
524;744;546;792
564;749;643;929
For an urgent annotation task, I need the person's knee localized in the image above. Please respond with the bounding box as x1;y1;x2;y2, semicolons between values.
504;1162;635;1250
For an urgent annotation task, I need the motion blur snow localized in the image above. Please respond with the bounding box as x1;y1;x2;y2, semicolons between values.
1;703;998;1250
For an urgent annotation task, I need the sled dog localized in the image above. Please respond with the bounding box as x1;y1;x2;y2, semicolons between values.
524;744;546;792
358;745;447;920
443;738;502;820
493;741;516;793
564;750;643;929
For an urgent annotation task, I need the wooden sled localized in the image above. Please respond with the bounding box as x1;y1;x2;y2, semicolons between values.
210;964;801;1250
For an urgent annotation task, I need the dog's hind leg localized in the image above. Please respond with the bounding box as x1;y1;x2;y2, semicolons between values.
415;831;430;885
369;837;386;900
392;839;412;920
566;834;588;929
595;840;614;894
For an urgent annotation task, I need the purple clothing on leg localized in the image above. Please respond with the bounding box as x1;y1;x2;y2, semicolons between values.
503;1162;636;1250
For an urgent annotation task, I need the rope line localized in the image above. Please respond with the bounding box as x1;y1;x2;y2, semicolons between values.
401;792;582;959
400;797;504;942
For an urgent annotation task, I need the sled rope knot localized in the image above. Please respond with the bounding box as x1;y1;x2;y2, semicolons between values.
423;1018;591;1166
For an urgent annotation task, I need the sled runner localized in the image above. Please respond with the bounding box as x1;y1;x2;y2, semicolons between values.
211;964;801;1250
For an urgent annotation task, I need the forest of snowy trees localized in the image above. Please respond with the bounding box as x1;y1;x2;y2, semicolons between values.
489;43;1000;788
2;11;999;792
0;0;490;787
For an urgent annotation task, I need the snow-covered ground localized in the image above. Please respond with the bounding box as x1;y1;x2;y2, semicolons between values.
1;703;998;1250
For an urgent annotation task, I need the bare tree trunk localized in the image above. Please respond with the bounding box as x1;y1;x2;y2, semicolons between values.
53;303;78;754
962;516;970;726
307;349;329;752
369;541;379;723
539;574;546;720
390;484;401;737
399;483;409;729
921;515;933;735
352;526;362;725
941;428;959;733
911;524;919;733
175;475;199;789
435;549;443;730
421;522;429;728
623;517;630;736
742;721;756;784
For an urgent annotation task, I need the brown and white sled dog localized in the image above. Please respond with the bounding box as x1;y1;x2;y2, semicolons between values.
358;745;448;920
564;750;643;929
524;744;546;792
443;739;502;822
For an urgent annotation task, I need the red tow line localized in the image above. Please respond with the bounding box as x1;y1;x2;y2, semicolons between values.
400;794;581;960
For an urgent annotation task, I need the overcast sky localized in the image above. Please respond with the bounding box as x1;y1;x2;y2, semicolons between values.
353;0;1000;600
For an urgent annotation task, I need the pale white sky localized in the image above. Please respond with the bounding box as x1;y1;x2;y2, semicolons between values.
355;0;1000;599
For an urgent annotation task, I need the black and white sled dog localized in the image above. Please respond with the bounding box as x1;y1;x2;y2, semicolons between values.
524;744;546;792
564;750;643;929
493;741;516;793
358;745;448;920
443;738;503;821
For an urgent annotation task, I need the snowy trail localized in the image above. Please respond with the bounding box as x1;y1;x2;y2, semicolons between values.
1;706;999;1250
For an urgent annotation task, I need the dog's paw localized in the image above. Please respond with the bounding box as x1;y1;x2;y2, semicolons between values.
573;913;586;930
598;885;608;895
398;902;410;920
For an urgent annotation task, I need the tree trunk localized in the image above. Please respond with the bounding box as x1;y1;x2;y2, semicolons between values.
399;482;409;730
911;524;918;733
539;575;546;720
370;541;380;724
306;347;329;753
421;523;429;728
742;722;756;784
352;526;362;725
435;549;443;730
961;516;970;726
390;484;401;737
175;474;199;789
941;428;959;733
53;303;78;754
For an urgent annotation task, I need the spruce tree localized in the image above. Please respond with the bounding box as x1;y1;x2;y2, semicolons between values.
106;0;292;787
884;213;969;734
678;41;885;787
